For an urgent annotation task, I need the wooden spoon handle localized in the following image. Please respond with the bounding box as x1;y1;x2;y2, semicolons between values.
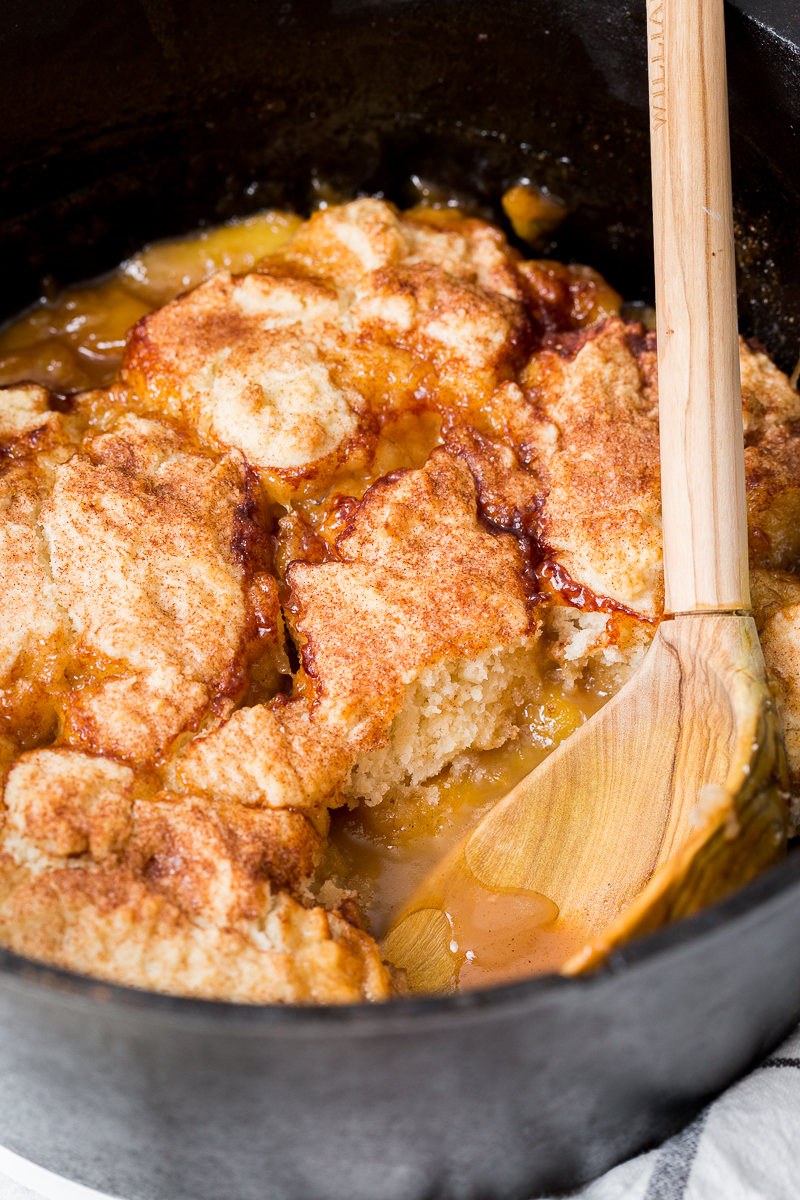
648;0;750;614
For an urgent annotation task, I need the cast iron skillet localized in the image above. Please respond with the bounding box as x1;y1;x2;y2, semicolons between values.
1;2;800;1198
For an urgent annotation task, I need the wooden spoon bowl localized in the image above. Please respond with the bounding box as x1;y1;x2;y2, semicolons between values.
383;615;787;991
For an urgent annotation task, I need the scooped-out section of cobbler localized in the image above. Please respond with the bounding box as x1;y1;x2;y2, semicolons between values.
1;198;800;1003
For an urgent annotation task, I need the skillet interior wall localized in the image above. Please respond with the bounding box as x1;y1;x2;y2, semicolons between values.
0;0;799;371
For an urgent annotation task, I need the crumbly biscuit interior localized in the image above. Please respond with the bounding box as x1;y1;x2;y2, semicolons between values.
1;197;800;1003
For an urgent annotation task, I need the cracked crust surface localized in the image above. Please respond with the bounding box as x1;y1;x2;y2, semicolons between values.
3;197;800;1002
123;272;365;500
36;417;252;764
121;199;533;494
169;450;537;818
289;450;533;734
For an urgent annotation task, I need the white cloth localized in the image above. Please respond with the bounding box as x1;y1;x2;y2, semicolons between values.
548;1022;800;1200
1;1024;799;1200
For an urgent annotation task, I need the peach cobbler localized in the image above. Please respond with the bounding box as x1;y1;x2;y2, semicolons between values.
1;197;799;1003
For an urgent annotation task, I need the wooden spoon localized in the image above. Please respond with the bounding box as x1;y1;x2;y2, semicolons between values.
381;0;789;994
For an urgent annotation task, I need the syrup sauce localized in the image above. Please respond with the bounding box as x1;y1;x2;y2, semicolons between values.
382;856;591;994
0;210;301;393
328;687;605;990
441;872;589;991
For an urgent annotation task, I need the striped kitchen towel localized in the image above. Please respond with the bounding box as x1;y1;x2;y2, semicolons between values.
549;1022;800;1200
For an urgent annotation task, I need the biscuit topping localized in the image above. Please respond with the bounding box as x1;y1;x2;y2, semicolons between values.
1;198;800;1003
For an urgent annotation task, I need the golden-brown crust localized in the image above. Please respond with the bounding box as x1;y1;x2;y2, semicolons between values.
128;793;324;920
167;450;536;828
444;419;541;537
0;859;392;1003
739;341;800;570
516;317;663;618
121;200;535;495
4;749;134;863
0;740;388;1002
121;272;367;500
0;408;281;755
288;450;533;737
349;262;527;376
0;523;63;687
21;413;268;765
168;702;309;809
64;667;210;764
43;446;246;680
472;319;800;622
279;199;524;300
0;384;63;453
